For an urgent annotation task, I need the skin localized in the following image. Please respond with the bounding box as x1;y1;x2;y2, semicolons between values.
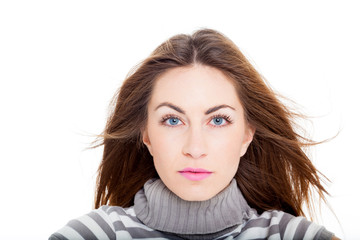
141;64;341;239
142;64;255;201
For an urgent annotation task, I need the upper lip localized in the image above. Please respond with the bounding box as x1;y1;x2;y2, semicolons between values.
179;168;212;173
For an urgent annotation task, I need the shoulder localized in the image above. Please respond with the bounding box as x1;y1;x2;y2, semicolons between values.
48;205;147;240
235;210;334;240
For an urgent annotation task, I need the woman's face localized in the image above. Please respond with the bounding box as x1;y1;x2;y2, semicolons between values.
142;64;255;201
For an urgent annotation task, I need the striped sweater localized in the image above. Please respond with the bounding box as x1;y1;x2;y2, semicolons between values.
50;179;334;240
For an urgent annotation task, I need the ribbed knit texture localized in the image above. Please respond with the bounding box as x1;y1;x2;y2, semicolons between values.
134;178;254;236
50;178;334;240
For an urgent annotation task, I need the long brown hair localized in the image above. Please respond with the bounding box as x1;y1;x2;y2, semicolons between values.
94;28;329;217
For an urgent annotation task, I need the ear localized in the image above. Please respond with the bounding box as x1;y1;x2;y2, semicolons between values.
240;124;256;157
142;128;153;156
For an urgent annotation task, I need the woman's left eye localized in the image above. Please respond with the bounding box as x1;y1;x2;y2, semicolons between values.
209;114;233;127
210;116;226;126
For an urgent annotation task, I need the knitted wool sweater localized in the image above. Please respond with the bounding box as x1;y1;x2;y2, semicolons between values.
49;179;334;240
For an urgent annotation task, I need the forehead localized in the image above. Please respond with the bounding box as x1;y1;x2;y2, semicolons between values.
150;65;241;108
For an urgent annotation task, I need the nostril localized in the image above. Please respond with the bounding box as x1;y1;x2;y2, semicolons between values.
183;151;207;159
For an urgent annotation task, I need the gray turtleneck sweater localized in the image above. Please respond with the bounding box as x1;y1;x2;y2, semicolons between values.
49;179;334;240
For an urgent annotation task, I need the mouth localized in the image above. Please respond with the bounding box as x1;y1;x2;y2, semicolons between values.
178;168;213;181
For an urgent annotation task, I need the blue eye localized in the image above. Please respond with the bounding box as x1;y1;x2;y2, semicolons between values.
167;118;180;126
211;117;224;126
161;115;183;127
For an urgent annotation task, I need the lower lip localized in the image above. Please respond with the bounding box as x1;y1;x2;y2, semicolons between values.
179;171;212;181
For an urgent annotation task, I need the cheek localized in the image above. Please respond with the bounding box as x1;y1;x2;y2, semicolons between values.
148;127;182;170
213;138;242;180
210;127;245;160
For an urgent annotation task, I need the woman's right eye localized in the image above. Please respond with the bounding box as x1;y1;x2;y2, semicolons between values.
161;115;183;127
167;118;180;126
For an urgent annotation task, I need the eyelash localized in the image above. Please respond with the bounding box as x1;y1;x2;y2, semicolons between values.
160;114;233;128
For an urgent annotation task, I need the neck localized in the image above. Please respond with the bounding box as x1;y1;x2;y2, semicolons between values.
134;178;254;239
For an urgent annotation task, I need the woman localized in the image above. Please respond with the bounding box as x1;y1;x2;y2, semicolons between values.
50;29;339;239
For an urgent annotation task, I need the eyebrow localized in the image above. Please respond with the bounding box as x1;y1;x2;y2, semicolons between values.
154;102;235;115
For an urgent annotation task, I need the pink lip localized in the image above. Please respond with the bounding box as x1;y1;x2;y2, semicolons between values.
178;168;213;181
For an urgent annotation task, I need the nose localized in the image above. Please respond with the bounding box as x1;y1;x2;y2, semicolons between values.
182;126;208;159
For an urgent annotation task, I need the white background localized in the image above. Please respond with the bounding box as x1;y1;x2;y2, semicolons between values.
0;1;359;239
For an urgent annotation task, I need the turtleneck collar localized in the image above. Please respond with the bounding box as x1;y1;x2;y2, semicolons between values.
134;178;255;238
